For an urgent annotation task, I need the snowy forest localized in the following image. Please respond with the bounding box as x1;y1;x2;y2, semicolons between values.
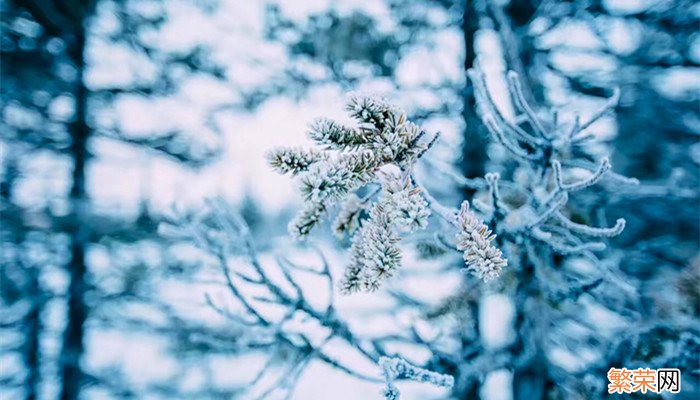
1;0;699;399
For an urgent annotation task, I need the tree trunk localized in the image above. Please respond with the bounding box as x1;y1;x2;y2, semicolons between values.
60;28;89;400
25;264;42;400
511;253;547;400
461;0;488;194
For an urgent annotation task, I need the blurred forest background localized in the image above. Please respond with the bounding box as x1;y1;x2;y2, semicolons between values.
1;0;698;399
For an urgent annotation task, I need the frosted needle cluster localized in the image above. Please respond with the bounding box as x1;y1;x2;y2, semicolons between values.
455;200;507;281
268;95;437;292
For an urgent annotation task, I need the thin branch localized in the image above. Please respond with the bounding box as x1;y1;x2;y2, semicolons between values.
554;212;626;238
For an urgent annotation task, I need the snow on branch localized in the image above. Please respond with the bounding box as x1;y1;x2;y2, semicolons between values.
379;356;454;400
554;212;626;238
160;200;396;397
467;61;629;255
552;158;611;191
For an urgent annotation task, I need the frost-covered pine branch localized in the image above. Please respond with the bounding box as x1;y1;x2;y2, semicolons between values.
332;193;364;238
269;95;462;293
339;169;430;293
267;146;327;175
288;200;326;239
340;203;402;294
308;118;370;148
455;201;507;281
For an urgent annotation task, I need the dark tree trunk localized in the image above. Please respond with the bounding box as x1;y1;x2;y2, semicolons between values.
60;28;89;400
497;0;541;103
511;252;550;400
461;0;488;195
453;3;490;398
25;265;42;400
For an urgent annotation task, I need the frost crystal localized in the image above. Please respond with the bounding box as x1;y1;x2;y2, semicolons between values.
339;203;401;294
266;147;325;175
308;118;369;148
357;207;402;292
456;201;507;281
346;95;398;127
299;163;356;204
332;194;364;238
288;201;325;239
380;171;430;232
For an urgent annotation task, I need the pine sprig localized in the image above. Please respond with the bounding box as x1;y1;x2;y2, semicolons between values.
267;147;326;175
288;201;326;239
456;201;507;281
339;171;430;293
269;95;437;276
332;194;364;238
308;118;370;148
